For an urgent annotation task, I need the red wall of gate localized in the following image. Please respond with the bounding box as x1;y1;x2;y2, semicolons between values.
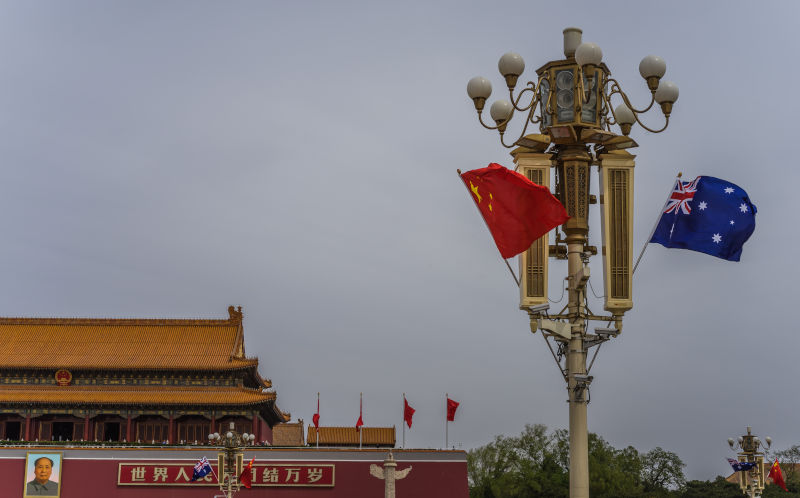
0;446;468;498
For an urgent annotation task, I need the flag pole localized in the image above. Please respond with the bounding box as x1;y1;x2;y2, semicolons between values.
632;172;682;276
402;393;406;449
445;393;449;449
457;169;520;287
359;392;363;450
316;392;319;449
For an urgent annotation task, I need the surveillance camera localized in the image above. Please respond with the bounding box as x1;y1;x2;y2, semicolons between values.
538;319;571;340
528;303;550;314
575;265;590;289
594;327;619;338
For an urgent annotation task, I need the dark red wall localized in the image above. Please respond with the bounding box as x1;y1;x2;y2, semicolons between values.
0;447;468;498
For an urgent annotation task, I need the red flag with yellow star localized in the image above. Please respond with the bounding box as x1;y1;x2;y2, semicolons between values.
768;458;788;492
460;163;568;259
239;457;255;488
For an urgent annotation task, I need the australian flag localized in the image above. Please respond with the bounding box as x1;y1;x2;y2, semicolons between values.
191;456;213;482
727;458;757;472
650;176;756;261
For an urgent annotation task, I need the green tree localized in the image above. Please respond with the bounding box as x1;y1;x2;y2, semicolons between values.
588;434;643;498
640;446;686;494
680;476;741;498
468;424;664;498
467;424;569;498
467;433;518;498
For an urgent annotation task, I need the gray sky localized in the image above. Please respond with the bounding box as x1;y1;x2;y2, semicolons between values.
0;0;796;481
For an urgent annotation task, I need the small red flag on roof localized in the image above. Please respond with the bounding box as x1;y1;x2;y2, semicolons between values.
446;397;460;422
312;393;320;432
403;395;415;428
356;393;364;431
460;163;568;259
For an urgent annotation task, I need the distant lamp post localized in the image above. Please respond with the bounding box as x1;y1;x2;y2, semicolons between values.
209;422;256;498
727;426;772;498
466;27;678;498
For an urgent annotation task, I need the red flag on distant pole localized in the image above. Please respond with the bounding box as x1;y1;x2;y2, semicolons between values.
313;392;320;431
768;458;788;492
403;395;415;428
356;396;364;430
313;392;320;448
445;394;459;448
239;457;255;489
446;397;460;422
460;163;568;259
356;392;364;450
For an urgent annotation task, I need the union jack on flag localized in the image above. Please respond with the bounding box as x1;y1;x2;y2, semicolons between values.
663;177;699;214
191;456;213;481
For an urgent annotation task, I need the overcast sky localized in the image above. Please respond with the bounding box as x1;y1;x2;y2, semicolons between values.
0;0;797;481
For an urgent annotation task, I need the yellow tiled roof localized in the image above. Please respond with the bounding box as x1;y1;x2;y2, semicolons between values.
306;426;395;446
0;315;256;371
0;385;275;406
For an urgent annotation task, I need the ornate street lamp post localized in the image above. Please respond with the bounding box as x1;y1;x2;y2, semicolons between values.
728;426;772;498
209;422;256;498
466;27;678;498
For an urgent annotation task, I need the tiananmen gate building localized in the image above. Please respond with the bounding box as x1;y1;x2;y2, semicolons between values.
0;306;468;497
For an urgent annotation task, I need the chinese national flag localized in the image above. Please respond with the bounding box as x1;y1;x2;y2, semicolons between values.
460;163;568;259
313;394;320;431
768;458;788;492
239;457;255;489
446;397;460;421
356;394;364;431
403;397;415;428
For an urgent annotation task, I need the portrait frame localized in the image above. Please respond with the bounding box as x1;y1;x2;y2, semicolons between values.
23;452;62;498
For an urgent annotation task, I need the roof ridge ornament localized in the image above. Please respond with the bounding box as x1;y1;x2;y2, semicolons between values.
228;305;243;324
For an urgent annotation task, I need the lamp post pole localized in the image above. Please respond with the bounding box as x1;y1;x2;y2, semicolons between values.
466;27;678;498
728;427;772;498
209;422;256;498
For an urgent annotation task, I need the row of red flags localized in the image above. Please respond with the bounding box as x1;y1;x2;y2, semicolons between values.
311;395;460;431
404;395;460;428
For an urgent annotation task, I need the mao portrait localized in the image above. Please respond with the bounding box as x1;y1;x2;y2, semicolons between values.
24;452;61;497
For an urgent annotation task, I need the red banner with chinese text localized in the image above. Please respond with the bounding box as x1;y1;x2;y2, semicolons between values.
118;463;334;487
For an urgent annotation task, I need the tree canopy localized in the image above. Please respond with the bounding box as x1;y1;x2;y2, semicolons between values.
467;424;800;498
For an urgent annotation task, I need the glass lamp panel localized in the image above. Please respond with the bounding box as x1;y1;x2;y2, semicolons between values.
555;69;574;122
539;78;552;129
580;69;598;124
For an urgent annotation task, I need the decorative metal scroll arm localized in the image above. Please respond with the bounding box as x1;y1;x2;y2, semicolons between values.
508;74;550;113
603;86;670;134
606;78;657;114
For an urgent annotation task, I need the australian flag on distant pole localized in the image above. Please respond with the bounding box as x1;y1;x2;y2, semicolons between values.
650;176;756;261
727;458;757;472
191;456;213;482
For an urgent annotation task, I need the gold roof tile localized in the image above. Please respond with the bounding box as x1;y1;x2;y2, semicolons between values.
0;315;256;371
305;426;395;446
